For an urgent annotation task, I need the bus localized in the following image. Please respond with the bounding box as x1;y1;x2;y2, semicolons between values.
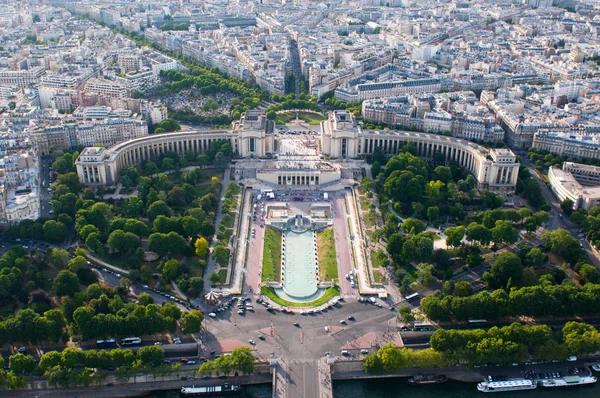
413;322;434;332
405;293;420;301
120;337;142;346
468;319;488;325
96;339;117;349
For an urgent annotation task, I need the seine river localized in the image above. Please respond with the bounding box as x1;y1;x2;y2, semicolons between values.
143;377;600;397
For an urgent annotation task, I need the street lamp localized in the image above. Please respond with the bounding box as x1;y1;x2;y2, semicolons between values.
270;352;277;370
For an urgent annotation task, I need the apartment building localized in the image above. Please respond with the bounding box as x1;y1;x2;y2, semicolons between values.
32;118;147;154
0;67;45;88
532;131;600;160
85;77;130;99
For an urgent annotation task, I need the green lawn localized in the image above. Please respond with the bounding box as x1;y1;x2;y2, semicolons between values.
371;250;390;269
262;227;282;282
220;213;235;229
212;269;227;285
358;195;370;212
261;286;340;308
364;210;378;229
217;227;233;245
373;268;385;284
317;228;338;282
274;113;294;125
274;111;325;126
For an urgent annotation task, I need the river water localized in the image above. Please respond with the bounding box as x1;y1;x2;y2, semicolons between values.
142;377;600;397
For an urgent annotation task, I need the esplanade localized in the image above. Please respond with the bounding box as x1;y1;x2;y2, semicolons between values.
76;110;519;193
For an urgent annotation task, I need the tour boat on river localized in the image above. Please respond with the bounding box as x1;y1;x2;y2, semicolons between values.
477;379;537;393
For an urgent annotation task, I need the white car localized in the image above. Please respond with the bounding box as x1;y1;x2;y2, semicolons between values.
567;356;577;362
208;313;216;318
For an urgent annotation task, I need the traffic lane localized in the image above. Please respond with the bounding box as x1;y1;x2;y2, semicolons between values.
332;194;353;294
244;201;265;295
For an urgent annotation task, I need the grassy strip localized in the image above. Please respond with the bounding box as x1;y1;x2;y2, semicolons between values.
371;250;390;269
261;286;340;308
274;111;325;126
372;268;385;284
364;209;378;229
359;195;370;212
262;227;282;282
211;269;228;285
317;228;338;282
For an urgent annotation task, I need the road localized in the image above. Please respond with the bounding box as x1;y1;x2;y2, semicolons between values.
39;155;53;219
332;193;354;295
244;194;266;293
289;39;301;98
519;153;600;267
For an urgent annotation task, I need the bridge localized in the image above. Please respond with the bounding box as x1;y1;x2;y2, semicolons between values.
273;357;333;398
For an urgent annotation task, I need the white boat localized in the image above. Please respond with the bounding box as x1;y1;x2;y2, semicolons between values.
180;384;241;396
477;379;537;393
538;375;597;388
592;364;600;372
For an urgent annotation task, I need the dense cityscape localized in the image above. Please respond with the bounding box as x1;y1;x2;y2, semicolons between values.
0;0;600;397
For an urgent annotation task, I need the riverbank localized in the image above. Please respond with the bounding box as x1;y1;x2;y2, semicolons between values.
0;374;273;398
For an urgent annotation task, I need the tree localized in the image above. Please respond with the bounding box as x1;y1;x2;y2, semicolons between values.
49;248;70;269
162;259;181;280
401;218;425;234
161;303;182;320
434;166;452;183
39;351;62;373
9;354;36;375
214;152;228;169
525;248;545;267
60;347;84;369
541;229;583;265
195;237;209;257
140;264;153;283
53;270;80;297
212;245;230;266
181;310;204;334
579;264;600;284
454;280;473;297
491;220;519;245
107;230;141;253
137;346;164;367
147;200;173;221
444;226;465;248
466;222;492;246
200;221;215;238
229;347;255;375
182;216;201;237
427;206;439;223
483;252;523;289
562;322;600;356
86;233;104;254
209;272;221;284
167;186;186;207
123;196;143;218
560;198;574;216
182;184;196;205
417;263;436;286
398;306;415;324
123;219;150;237
43;220;67;244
